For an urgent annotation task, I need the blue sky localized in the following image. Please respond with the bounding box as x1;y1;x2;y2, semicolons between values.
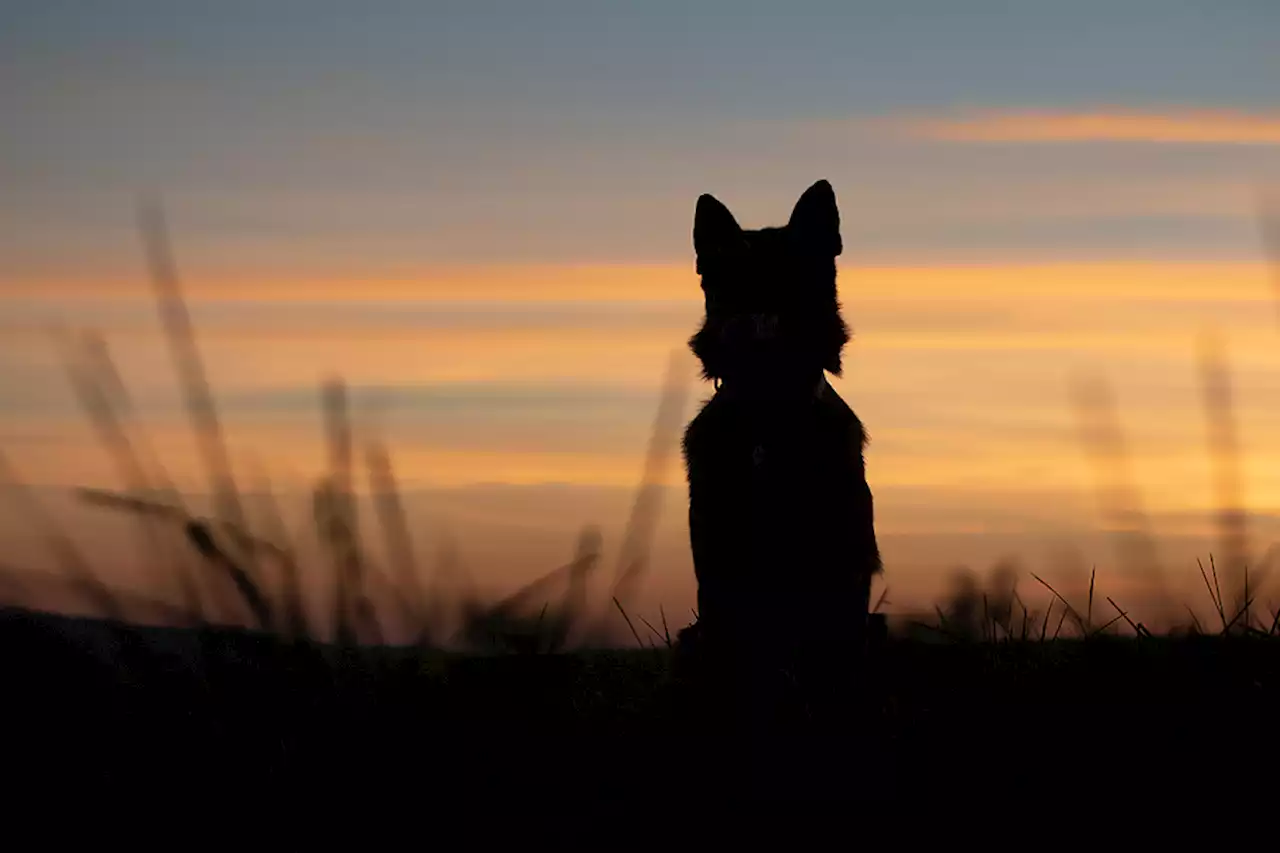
4;1;1278;271
6;2;1277;113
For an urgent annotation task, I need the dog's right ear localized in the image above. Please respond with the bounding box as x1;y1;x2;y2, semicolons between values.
788;179;842;258
694;194;745;272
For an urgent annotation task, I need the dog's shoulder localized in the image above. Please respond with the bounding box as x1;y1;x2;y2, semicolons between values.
682;392;742;455
811;382;868;450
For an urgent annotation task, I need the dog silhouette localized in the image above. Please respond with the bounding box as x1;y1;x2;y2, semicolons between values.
679;180;881;750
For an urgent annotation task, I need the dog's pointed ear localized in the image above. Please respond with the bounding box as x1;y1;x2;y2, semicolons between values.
694;193;744;266
788;179;842;257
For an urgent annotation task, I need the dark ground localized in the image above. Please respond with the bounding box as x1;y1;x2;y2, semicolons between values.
3;605;1277;803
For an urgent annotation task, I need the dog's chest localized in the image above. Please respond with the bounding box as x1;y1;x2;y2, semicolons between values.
742;419;797;478
700;399;845;497
686;383;863;484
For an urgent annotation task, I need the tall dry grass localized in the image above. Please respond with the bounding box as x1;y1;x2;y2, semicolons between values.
0;199;693;652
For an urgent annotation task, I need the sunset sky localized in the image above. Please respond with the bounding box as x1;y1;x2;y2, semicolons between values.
3;2;1280;634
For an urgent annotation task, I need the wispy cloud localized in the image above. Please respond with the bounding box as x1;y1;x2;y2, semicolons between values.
890;109;1280;145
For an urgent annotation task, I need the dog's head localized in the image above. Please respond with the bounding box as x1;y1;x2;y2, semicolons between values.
689;180;850;385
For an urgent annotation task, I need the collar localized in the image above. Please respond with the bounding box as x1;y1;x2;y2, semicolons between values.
714;374;829;403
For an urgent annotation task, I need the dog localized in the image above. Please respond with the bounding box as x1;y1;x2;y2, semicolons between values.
677;180;881;743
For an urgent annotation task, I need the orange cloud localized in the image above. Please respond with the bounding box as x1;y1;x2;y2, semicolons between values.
893;109;1280;145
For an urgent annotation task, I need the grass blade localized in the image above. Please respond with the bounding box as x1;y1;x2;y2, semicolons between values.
137;199;251;559
1030;571;1086;637
366;439;425;634
1039;599;1053;642
612;596;645;649
1087;566;1095;631
1210;554;1226;631
184;520;273;630
1106;596;1145;637
244;457;309;639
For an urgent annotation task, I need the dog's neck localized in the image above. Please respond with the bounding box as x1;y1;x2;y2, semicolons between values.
714;371;829;405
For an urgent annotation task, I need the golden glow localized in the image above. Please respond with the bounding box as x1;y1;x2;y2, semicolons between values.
895;109;1280;144
849;262;1273;301
5;258;1280;621
0;263;700;302
3;260;1270;305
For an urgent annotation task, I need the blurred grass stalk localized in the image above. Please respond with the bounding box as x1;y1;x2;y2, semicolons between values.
1070;372;1170;617
1197;331;1253;627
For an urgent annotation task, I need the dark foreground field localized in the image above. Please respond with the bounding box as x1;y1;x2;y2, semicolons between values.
4;605;1278;803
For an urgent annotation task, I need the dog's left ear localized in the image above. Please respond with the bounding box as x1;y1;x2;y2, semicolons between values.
788;180;842;257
